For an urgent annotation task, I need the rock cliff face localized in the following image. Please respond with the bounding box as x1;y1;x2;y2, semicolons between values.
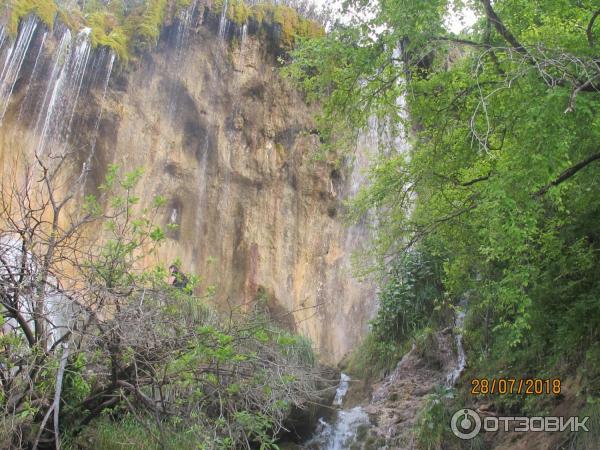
0;14;376;363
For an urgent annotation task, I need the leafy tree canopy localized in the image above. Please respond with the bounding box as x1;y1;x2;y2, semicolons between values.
287;0;600;402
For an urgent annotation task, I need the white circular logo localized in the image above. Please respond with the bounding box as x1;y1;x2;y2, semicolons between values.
451;408;482;440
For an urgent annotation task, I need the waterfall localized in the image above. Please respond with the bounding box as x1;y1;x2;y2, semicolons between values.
17;30;48;122
35;27;92;156
333;373;351;406
168;0;199;115
218;0;230;40
0;234;77;350
240;23;248;49
446;304;467;386
305;373;371;449
86;50;115;163
0;27;7;50
176;0;199;48
0;16;38;124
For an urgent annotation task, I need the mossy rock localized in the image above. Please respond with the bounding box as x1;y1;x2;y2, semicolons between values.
4;0;324;64
5;0;57;35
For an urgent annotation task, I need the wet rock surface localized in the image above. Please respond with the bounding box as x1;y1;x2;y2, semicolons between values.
0;17;377;364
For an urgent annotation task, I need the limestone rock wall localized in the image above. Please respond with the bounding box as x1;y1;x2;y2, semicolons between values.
0;18;376;363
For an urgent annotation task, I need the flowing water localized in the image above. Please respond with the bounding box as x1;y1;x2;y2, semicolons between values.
35;27;93;156
332;373;351;406
0;16;38;124
446;304;467;386
219;0;230;40
168;0;199;115
85;49;115;168
305;374;371;450
16;30;48;122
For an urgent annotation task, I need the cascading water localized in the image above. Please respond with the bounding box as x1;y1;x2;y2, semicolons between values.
168;0;200;115
305;373;371;450
176;0;199;47
0;27;7;49
16;30;48;122
332;373;351;406
0;15;38;124
238;23;248;66
35;27;93;156
218;0;230;40
86;49;115;164
446;304;467;386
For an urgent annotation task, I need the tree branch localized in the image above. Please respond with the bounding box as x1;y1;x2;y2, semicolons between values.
480;0;530;58
430;36;492;49
461;174;491;187
535;152;600;197
53;343;69;450
587;9;600;47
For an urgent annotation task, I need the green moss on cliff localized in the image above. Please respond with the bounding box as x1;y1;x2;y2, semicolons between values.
212;0;324;48
131;0;167;48
88;12;129;61
241;3;324;48
227;0;250;26
5;0;56;35
3;0;324;61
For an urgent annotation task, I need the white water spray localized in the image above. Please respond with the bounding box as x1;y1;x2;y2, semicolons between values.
446;305;467;386
35;27;92;156
16;30;47;122
305;373;371;449
333;373;351;406
219;0;230;40
0;16;38;124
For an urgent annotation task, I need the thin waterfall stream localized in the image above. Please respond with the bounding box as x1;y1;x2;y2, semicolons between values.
305;305;469;449
0;16;38;124
304;373;370;450
446;304;467;387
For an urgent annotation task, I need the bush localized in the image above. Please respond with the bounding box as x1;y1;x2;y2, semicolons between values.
371;250;443;346
346;333;405;381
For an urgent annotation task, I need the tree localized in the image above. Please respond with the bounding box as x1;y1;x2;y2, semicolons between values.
286;0;600;417
0;152;324;449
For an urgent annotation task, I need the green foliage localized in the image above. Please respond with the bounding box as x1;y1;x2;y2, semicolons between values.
288;0;600;414
0;160;320;448
253;3;318;47
129;0;167;49
4;0;323;63
87;11;129;61
64;414;200;450
346;332;404;381
569;400;600;450
226;0;250;26
414;386;454;450
5;0;57;34
347;248;445;380
371;250;443;345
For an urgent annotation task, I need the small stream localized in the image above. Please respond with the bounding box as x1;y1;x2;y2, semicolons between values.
304;374;370;450
446;303;467;387
305;304;468;449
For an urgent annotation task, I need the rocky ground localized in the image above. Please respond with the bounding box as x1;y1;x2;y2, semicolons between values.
357;329;458;449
